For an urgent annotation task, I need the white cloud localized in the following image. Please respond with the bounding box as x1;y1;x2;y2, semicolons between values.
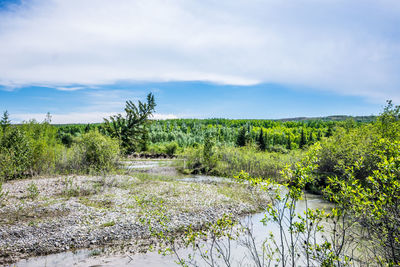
151;113;178;120
54;86;87;91
12;112;177;124
0;0;399;101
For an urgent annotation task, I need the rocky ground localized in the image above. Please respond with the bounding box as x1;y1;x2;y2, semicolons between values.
0;160;270;265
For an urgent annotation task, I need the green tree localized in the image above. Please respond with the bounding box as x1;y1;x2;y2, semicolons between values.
286;134;292;150
257;129;266;151
299;128;306;149
103;93;156;154
325;125;334;137
308;131;314;145
375;100;400;140
236;126;248;147
316;130;322;141
0;111;11;132
0;127;33;179
84;123;91;133
203;131;214;164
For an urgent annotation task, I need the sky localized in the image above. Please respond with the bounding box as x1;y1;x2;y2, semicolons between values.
0;0;399;123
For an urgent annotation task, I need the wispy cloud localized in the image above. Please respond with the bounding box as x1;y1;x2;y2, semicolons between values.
54;86;87;91
0;0;399;102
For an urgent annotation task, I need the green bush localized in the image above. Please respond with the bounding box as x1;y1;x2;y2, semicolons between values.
165;142;178;156
313;124;382;189
26;182;39;200
60;133;74;147
59;130;120;173
146;142;181;155
147;143;165;154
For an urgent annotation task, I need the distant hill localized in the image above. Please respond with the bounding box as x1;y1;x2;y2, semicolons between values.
277;115;376;123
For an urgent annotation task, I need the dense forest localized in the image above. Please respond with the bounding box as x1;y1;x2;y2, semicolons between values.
56;116;372;152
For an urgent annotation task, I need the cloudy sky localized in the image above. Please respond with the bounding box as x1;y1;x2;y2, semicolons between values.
0;0;399;123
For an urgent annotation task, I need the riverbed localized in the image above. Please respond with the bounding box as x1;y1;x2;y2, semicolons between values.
7;160;333;267
1;160;270;265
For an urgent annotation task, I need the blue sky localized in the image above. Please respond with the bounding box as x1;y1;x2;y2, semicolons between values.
0;0;399;123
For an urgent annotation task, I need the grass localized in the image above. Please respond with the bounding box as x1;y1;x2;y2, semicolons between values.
79;197;113;210
89;249;104;257
0;202;69;225
100;221;116;228
26;182;39;200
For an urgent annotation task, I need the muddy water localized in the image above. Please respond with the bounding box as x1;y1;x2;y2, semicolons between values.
14;161;333;267
14;250;178;267
122;160;174;170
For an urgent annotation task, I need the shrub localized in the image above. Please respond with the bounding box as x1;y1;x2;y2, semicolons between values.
147;143;165;154
314;125;379;188
26;182;39;200
165;142;178;156
323;138;400;264
314;101;400;188
60;133;74;147
68;130;120;173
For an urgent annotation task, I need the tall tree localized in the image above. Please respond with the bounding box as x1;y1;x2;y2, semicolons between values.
326;125;334;137
257;129;266;151
316;130;322;141
203;131;215;165
84;123;91;133
103;93;156;153
0;111;11;133
299;128;306;149
286;135;292;150
308;131;314;144
265;132;270;151
236;126;248;147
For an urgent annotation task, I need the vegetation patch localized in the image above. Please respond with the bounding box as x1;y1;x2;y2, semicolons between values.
100;221;116;228
79;197;113;210
0;204;69;225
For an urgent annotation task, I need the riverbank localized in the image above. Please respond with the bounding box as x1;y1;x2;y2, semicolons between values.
0;160;270;265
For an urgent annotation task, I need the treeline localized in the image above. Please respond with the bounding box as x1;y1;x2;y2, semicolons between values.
55;118;367;154
147;118;365;152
